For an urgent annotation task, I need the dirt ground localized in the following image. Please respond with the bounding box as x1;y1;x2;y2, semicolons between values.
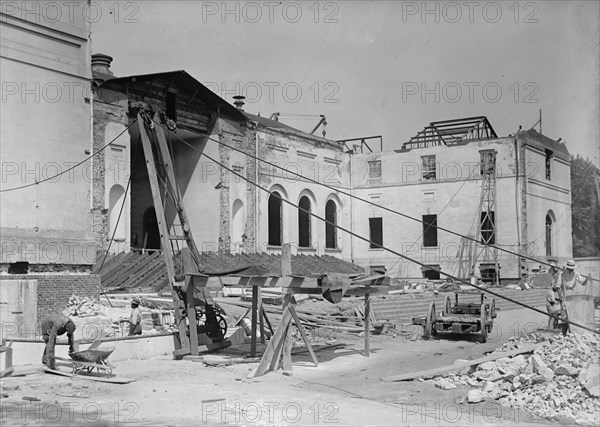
0;305;580;426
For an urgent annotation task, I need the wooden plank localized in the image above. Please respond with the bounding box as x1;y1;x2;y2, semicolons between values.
251;285;259;358
183;249;199;356
289;305;318;367
247;307;293;378
381;343;541;382
44;367;135;384
364;293;370;357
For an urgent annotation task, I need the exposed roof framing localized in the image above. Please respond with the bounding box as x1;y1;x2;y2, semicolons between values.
402;116;498;149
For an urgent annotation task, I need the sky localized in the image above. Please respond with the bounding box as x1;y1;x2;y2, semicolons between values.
92;1;599;166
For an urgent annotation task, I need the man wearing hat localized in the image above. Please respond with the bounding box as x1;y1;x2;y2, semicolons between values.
41;313;76;370
561;260;591;334
129;298;142;336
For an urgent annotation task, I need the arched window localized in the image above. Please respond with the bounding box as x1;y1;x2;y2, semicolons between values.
545;212;553;256
231;199;245;247
268;192;282;246
109;185;126;242
298;196;311;247
325;200;337;249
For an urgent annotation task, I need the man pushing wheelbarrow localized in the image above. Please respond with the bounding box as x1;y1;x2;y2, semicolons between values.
41;314;76;370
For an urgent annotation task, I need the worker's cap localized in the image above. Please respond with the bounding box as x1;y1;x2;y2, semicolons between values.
65;321;76;334
549;263;557;269
132;298;141;305
566;260;577;270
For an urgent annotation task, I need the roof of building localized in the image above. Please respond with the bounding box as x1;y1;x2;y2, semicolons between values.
97;70;246;121
402;116;498;149
198;252;365;277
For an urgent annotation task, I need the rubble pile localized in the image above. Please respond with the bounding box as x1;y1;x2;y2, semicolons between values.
64;294;105;316
436;333;600;425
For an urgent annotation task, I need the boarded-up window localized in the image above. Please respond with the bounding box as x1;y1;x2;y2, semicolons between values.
325;200;337;249
368;160;382;183
422;155;436;181
298;196;311;247
369;217;383;249
268;192;282;246
422;214;438;247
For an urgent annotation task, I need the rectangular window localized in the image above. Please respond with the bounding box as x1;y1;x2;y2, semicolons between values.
368;160;381;183
422;214;438;247
369;217;383;249
545;149;553;180
421;155;436;181
480;211;495;244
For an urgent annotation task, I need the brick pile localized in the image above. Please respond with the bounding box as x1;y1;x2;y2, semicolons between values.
64;294;104;316
434;333;600;425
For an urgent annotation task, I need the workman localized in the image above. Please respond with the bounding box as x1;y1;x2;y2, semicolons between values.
546;283;562;329
41;314;76;370
129;298;142;336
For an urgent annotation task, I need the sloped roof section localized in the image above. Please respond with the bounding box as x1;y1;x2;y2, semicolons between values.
403;116;498;149
98;70;246;121
198;252;365;277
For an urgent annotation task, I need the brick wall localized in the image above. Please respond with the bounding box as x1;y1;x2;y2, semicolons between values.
0;274;101;325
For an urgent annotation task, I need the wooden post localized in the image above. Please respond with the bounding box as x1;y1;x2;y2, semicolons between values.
364;292;370;357
282;243;292;277
182;248;199;356
251;284;259;358
259;287;265;344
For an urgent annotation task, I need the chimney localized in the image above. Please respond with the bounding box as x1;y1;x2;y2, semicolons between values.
91;53;114;79
233;95;245;110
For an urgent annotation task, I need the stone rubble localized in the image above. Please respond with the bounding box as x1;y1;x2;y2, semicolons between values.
426;333;600;425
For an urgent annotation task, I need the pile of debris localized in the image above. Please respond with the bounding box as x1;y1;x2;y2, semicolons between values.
434;333;600;425
64;294;104;316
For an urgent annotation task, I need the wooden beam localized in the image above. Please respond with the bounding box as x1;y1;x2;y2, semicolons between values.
364;293;370;357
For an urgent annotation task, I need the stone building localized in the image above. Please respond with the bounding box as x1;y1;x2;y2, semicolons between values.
0;1;98;331
91;58;572;285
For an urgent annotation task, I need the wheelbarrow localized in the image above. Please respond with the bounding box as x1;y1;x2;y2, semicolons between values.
67;346;116;376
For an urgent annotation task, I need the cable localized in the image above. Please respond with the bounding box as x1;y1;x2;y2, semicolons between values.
0;120;138;193
154;120;598;335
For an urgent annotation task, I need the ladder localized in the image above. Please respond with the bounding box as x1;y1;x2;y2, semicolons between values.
135;107;216;357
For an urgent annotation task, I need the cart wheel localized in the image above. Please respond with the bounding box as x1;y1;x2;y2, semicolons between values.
206;314;228;341
424;302;436;339
444;296;452;316
479;303;488;343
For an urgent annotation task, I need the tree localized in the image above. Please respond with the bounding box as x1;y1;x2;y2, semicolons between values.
571;155;600;257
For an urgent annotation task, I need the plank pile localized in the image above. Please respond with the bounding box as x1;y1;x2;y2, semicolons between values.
433;333;600;425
